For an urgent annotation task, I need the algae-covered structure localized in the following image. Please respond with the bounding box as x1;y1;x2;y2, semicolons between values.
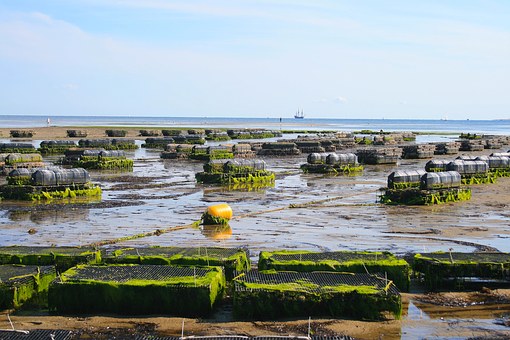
356;147;401;165
233;271;401;321
78;138;138;150
258;250;410;291
64;149;133;170
0;265;56;309
257;142;300;156
475;155;510;177
0;246;101;272
10;130;34;138
446;160;495;184
401;144;436;159
0;153;44;175
189;145;234;161
0;143;37;154
66;130;87;138
0;168;101;201
104;246;249;279
227;129;281;140
49;265;226;316
38;140;77;154
196;159;275;186
381;170;471;205
413;252;510;290
301;153;363;175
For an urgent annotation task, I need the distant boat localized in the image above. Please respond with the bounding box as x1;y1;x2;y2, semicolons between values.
294;110;304;119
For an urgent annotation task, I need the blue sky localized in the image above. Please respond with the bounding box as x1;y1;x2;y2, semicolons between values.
0;1;509;119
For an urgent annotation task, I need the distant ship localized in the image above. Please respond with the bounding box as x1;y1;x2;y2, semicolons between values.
294;109;304;119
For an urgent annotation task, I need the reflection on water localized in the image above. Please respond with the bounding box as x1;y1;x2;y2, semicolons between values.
6;208;90;225
201;224;232;240
402;299;510;339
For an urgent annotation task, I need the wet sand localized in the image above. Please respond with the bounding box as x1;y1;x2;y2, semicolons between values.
1;126;510;338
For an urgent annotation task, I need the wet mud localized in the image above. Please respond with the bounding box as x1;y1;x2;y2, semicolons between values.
2;135;510;338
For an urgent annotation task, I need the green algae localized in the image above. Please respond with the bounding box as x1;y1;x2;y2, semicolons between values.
49;265;226;316
258;250;410;292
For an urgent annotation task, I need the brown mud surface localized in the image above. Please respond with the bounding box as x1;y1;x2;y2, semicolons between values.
2;126;510;338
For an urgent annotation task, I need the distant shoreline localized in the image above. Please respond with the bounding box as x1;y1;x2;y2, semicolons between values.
0;126;465;141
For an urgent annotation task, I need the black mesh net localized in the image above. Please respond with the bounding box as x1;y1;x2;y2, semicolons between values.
0;246;97;256
235;271;399;296
66;265;213;286
270;251;394;263
0;330;72;340
0;265;55;285
107;247;247;260
419;252;510;263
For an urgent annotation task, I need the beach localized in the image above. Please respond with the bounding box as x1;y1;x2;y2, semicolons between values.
1;125;510;338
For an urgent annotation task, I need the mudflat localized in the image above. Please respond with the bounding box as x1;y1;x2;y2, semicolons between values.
1;126;510;339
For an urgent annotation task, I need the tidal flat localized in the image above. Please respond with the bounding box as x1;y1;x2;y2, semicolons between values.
1;126;510;339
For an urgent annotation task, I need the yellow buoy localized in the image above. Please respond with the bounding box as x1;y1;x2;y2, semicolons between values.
202;203;233;225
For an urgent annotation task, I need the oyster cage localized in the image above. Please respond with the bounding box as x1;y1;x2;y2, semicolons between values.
0;330;72;340
233;270;401;321
103;246;250;279
413;252;510;290
48;265;225;316
0;265;56;309
0;246;100;271
258;251;410;292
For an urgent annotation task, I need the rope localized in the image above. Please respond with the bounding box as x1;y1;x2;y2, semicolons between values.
86;188;374;247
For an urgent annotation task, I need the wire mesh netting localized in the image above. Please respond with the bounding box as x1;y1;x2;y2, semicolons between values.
270;251;395;263
419;252;510;263
0;330;73;340
0;265;55;286
235;271;399;296
66;265;214;286
106;247;247;260
0;246;97;256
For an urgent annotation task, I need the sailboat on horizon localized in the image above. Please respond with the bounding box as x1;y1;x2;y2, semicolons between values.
294;109;304;119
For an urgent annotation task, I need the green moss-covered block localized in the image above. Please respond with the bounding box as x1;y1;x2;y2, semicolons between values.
0;184;102;201
0;265;56;309
190;152;234;161
104;247;249;279
259;250;410;292
0;246;101;272
75;157;133;170
48;265;226;316
413;252;510;290
300;164;363;175
380;187;471;205
196;171;275;186
234;271;401;320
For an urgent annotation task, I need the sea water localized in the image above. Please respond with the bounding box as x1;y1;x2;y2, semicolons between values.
1;115;510;134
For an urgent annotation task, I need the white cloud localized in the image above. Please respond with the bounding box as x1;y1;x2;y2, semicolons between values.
335;96;347;103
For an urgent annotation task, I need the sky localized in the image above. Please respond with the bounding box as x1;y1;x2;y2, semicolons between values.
0;1;509;120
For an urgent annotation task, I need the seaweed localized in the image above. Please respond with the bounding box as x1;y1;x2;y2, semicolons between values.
75;157;134;170
258;250;410;292
0;265;56;309
413;252;510;290
0;184;102;201
48;265;226;316
380;188;471;205
300;164;364;175
233;271;401;321
104;247;249;280
0;246;102;272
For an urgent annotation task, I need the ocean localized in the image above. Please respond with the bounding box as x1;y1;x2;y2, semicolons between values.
1;115;510;134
